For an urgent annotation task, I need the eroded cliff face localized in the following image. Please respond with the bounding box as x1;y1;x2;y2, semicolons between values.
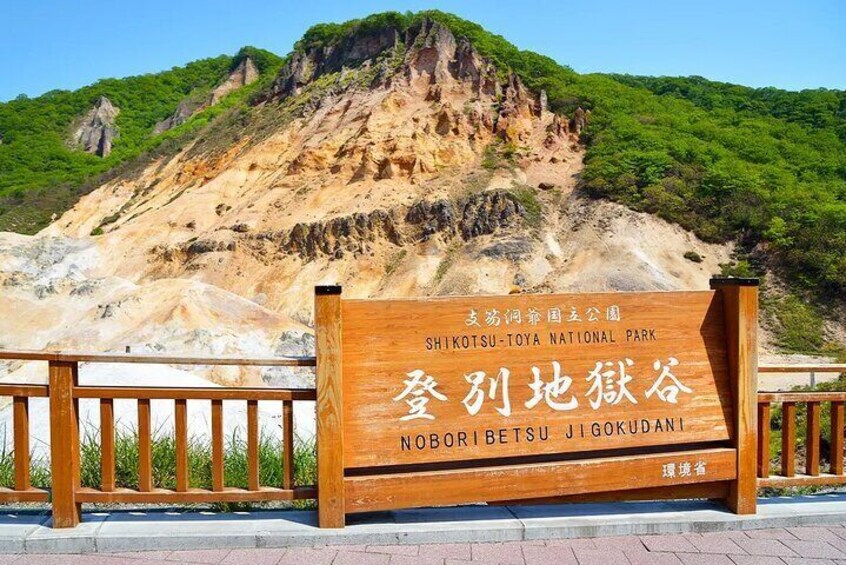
70;96;119;157
6;19;731;364
210;56;259;104
154;57;260;133
254;19;567;187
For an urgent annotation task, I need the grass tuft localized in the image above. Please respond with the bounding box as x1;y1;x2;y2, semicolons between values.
508;185;543;229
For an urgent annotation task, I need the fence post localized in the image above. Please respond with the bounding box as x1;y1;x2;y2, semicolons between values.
49;360;81;528
315;285;345;528
711;277;759;515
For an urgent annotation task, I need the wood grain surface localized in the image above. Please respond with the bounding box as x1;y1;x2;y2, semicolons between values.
316;288;345;528
341;291;733;468
345;447;736;513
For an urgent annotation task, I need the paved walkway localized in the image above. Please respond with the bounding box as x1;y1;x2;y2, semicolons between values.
7;496;846;562
6;525;846;564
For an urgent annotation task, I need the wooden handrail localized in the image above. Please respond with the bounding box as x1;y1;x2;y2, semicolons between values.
14;352;844;524
0;349;315;366
759;392;846;402
759;364;846;373
0;383;49;396
0;356;828;375
73;385;316;400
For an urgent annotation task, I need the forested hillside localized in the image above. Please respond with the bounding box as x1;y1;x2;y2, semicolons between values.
589;74;846;296
0;47;282;232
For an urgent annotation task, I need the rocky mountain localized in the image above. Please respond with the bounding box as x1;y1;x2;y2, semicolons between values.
154;56;260;133
70;95;119;157
0;10;843;375
37;18;728;322
211;56;260;104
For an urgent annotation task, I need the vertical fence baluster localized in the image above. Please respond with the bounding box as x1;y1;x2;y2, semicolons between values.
782;402;796;477
757;402;770;478
807;401;821;476
247;400;259;491
138;399;153;492
13;396;30;491
175;399;188;492
832;401;845;475
100;399;115;492
211;399;224;491
72;364;82;498
283;400;294;490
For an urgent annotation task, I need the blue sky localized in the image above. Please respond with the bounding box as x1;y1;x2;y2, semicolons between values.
2;0;844;101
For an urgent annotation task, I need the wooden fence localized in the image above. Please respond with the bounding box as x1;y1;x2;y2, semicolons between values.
0;350;317;527
0;351;845;528
757;364;846;488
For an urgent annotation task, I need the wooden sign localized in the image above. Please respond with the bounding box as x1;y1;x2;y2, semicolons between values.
314;279;759;528
341;291;731;467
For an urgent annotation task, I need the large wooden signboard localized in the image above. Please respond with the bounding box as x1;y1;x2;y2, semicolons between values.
314;279;758;528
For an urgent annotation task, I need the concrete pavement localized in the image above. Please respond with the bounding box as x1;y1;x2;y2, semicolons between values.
5;527;846;564
4;495;846;561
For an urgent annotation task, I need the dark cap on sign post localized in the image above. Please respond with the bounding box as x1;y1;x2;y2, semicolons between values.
315;285;342;295
709;277;759;288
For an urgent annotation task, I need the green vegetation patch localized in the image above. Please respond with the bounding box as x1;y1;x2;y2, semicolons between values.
766;294;828;354
385;248;408;277
433;241;461;285
482;140;522;171
509;185;543;229
683;251;703;263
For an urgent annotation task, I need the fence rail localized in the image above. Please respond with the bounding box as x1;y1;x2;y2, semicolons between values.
0;349;317;527
758;364;846;374
757;364;846;489
0;349;316;366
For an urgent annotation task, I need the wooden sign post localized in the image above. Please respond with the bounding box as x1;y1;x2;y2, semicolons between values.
314;279;759;528
315;285;345;528
710;278;759;514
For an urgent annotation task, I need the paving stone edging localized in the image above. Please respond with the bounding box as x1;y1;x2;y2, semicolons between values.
4;495;846;554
